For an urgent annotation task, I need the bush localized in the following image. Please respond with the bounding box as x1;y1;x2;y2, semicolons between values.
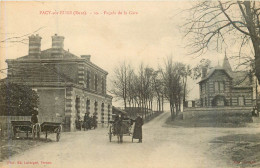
0;82;39;116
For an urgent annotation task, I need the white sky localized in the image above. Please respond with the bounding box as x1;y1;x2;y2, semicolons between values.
0;1;250;108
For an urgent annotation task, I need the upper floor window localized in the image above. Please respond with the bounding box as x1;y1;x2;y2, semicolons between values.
219;82;224;91
200;83;206;94
86;70;90;89
101;77;105;94
214;81;225;92
94;74;98;91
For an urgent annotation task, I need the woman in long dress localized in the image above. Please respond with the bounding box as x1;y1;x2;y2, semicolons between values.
133;114;143;143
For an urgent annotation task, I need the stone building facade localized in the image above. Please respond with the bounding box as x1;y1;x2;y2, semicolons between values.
5;34;113;131
199;56;253;107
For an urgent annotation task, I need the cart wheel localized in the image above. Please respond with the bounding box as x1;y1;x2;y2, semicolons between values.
109;126;112;142
56;132;60;142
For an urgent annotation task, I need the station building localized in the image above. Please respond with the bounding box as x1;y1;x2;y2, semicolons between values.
5;34;113;131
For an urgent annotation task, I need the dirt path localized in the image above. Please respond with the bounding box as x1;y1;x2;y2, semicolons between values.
2;112;258;168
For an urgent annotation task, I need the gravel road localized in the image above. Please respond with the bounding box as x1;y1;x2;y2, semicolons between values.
2;112;259;168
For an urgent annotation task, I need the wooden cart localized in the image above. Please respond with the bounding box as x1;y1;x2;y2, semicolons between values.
11;121;40;139
40;122;62;142
108;119;133;142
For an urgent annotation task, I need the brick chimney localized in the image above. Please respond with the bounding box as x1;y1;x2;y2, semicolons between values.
81;55;91;61
52;34;64;57
202;66;207;78
28;34;42;58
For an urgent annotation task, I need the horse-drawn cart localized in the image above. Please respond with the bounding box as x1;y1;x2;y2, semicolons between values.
11;121;62;142
40;122;62;142
11;121;40;139
108;119;133;142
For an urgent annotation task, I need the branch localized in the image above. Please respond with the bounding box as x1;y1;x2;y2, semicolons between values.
218;1;250;36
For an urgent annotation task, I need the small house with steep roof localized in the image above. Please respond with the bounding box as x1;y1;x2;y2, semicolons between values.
198;56;253;107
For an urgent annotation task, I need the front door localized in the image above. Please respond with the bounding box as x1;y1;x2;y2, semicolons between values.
212;95;226;106
216;96;224;106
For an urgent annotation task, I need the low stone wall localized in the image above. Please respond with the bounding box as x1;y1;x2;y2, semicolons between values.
183;107;253;123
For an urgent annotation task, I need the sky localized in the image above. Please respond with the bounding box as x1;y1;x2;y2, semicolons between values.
0;1;246;107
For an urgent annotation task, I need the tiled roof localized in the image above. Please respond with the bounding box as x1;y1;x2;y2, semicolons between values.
199;67;251;87
198;66;232;83
17;48;79;60
232;71;251;87
199;56;252;87
9;63;74;83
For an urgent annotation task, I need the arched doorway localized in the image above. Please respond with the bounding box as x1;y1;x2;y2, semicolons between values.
212;95;227;106
101;103;104;124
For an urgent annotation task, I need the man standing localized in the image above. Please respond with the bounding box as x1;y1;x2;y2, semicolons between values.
31;110;39;139
133;113;143;143
31;109;38;124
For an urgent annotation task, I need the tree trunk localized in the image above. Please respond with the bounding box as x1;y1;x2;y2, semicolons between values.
162;95;164;112
158;97;161;112
255;49;260;85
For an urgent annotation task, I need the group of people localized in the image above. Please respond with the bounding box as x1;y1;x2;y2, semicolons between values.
83;113;97;130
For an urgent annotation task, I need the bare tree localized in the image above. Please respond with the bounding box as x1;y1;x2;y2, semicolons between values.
152;70;164;112
161;57;183;120
0;27;46;47
110;61;132;109
176;63;192;110
184;1;260;83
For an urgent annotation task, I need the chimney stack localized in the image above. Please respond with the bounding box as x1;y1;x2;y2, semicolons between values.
81;55;91;62
52;34;64;57
28;34;42;58
202;66;207;78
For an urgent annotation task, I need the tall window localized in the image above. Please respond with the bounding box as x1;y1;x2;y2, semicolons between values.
94;101;98;115
219;82;224;91
101;77;105;94
214;82;219;92
101;103;104;124
94;74;98;91
86;99;90;113
86;70;90;89
214;81;225;92
75;97;80;122
108;105;111;122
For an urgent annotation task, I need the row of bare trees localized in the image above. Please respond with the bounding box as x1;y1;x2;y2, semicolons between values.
110;57;191;120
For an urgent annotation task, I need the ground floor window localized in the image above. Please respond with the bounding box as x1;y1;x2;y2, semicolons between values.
108;105;111;122
86;99;90;113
